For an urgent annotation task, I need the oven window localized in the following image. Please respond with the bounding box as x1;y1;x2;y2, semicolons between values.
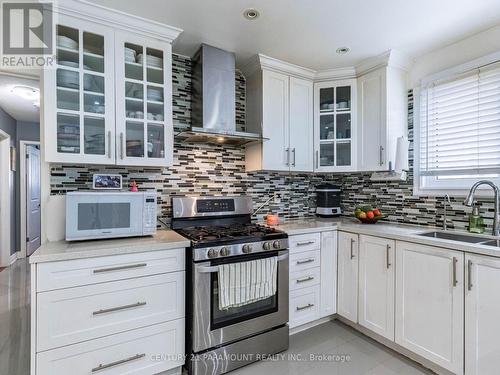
77;203;131;230
210;271;278;330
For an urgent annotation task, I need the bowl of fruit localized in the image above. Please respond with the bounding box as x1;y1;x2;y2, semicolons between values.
354;206;386;224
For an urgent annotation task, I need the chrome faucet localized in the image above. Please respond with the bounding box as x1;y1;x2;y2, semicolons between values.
443;194;451;230
464;180;500;236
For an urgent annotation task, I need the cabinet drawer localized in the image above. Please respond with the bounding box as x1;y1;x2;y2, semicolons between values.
37;272;185;351
290;250;321;273
289;286;320;328
290;267;321;291
36;319;184;375
37;248;185;292
289;233;321;253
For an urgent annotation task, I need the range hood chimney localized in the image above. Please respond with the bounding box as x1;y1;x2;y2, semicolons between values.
175;44;263;146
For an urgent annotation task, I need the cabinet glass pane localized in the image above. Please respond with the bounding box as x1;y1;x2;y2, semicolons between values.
125;82;144;119
83;32;104;73
320;87;334;111
56;25;79;68
147;86;164;120
57;113;80;154
126;121;144;157
320;114;335;140
84;74;104;94
336;86;351;110
337;142;351;166
57;69;79;89
146;47;164;84
336;113;351;139
320;143;335;166
148;124;164;158
57;87;79;111
83;93;104;114
124;43;143;80
84;116;105;155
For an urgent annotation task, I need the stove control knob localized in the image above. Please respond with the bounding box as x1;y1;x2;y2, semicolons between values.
263;242;271;251
207;248;218;258
220;247;230;256
273;240;281;249
242;244;253;254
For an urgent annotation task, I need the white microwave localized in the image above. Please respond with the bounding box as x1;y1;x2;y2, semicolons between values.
65;191;157;241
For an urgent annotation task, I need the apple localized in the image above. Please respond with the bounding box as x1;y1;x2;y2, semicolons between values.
366;211;375;219
373;209;381;216
358;211;367;219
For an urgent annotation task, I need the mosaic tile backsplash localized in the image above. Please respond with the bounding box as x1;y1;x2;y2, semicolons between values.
50;54;495;232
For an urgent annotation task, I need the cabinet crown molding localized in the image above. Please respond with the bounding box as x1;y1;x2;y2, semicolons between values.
54;0;183;43
242;54;317;80
355;50;413;76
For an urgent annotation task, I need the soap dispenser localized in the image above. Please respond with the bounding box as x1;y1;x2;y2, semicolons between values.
468;202;485;234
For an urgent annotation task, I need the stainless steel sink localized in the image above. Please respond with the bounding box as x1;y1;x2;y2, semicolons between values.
481;239;500;247
417;231;491;243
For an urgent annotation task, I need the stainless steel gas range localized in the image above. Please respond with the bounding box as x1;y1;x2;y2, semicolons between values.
171;196;289;375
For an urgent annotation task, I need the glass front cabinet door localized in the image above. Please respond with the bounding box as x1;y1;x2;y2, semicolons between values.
44;16;115;164
314;80;357;172
115;32;173;167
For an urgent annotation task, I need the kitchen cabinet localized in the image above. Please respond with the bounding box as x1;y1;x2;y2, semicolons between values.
320;231;337;317
337;231;359;322
395;241;464;375
314;80;357;172
245;56;314;172
465;254;500;375
357;66;407;171
43;7;179;166
358;235;395;340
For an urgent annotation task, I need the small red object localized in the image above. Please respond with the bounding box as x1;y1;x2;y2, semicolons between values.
266;214;280;226
130;181;139;192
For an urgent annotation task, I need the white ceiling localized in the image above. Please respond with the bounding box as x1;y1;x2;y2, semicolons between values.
0;75;40;122
88;0;500;70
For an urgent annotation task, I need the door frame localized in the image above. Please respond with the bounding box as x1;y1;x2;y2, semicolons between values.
0;129;11;267
19;141;41;258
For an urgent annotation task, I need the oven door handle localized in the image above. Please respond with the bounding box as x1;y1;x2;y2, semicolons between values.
197;253;289;274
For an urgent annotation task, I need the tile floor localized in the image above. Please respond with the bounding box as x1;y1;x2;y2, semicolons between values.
0;259;433;375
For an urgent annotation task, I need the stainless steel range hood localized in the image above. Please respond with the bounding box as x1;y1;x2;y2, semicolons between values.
175;44;263;146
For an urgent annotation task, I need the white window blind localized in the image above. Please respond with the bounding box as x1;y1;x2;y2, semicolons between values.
419;62;500;176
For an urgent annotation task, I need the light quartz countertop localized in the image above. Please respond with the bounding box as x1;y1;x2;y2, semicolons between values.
268;217;500;258
29;230;190;264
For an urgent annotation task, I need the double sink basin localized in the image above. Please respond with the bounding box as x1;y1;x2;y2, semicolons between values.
417;231;500;247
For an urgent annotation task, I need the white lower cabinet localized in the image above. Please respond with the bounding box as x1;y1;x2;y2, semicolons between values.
358;235;395;340
465;254;500;375
395;241;464;375
337;231;359;322
289;286;321;327
320;231;337;317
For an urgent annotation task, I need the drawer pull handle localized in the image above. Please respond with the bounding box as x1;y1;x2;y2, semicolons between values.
93;263;147;274
93;301;146;316
350;238;356;259
296;240;315;246
296;303;314;311
91;353;146;373
452;257;458;287
296;276;314;283
296;258;315;265
468;259;473;291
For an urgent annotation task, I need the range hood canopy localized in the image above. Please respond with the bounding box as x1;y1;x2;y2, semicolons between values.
175;44;264;146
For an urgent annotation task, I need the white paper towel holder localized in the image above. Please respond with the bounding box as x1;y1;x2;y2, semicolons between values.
370;137;409;182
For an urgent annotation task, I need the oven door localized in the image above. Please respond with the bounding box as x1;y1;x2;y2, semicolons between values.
192;250;289;353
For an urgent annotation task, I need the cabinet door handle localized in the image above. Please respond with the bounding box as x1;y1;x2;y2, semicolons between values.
296;303;314;311
468;259;473;291
292;148;296;167
93;263;147;274
93;301;146;316
350;238;356;259
386;244;391;269
107;131;112;159
296;240;315;246
120;132;124;159
286;148;290;166
296;276;314;283
315;150;319;169
452;257;458;287
296;258;315;265
91;353;145;373
379;145;384;166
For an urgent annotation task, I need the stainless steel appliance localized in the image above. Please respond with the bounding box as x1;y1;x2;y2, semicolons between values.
171;196;289;375
65;191;157;241
316;184;342;217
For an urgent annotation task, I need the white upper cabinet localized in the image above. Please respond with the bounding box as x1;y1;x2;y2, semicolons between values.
43;3;181;166
314;79;357;172
357;65;408;171
245;55;314;172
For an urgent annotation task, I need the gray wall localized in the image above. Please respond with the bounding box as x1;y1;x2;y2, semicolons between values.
0;107;17;255
15;121;40;254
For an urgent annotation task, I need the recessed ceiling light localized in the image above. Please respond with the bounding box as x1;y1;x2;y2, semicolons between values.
11;85;39;101
336;47;350;55
243;8;260;20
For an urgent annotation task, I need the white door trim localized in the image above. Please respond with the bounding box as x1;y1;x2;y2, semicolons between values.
0;129;11;267
19;141;41;259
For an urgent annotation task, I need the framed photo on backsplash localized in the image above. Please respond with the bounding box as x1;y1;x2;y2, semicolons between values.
92;174;123;190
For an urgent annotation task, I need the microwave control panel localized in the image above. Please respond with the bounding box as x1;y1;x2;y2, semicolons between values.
143;194;157;234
